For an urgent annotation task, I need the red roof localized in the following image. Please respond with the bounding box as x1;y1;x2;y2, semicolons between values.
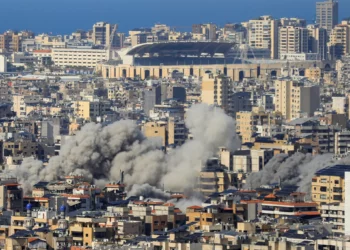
163;203;175;207
264;194;276;199
187;205;202;209
33;49;51;53
4;183;20;187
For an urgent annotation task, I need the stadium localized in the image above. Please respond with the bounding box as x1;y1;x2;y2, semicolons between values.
96;41;330;80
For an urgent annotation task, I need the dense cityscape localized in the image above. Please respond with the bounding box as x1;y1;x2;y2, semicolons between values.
0;0;349;249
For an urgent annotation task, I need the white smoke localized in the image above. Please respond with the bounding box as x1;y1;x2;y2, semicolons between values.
244;152;342;196
14;104;240;195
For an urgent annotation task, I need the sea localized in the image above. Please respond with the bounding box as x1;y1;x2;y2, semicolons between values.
0;0;349;35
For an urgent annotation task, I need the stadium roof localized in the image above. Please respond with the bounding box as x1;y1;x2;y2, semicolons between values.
127;42;234;56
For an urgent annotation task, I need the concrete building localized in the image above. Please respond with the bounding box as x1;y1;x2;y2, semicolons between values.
236;110;282;143
143;121;167;146
72;100;111;121
201;73;232;114
143;86;161;116
0;177;23;212
0;55;6;72
345;172;350;235
52;48;107;68
328;21;350;59
247;16;279;59
231;92;254;118
311;165;350;206
279;26;309;59
316;0;339;34
274;79;320;121
233;149;273;173
0;30;33;52
192;23;217;41
321;203;345;234
307;24;328;60
334;131;350;155
332;96;348;114
92;22;122;49
199;168;233;196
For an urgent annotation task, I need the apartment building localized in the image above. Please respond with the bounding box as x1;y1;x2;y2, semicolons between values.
72;100;111;121
307;24;328;60
321;203;345;235
201;73;232;114
0;177;23;212
233;149;273;173
279;26;309;59
247;16;279;59
186;205;234;231
192;23;217;41
311;165;350;206
52;48;107;68
69;215;110;247
236;110;282;143
328;21;350;59
274;79;320;121
199;168;233;196
143;121;167;146
316;0;339;34
92;22;123;49
0;30;34;52
334;131;350;155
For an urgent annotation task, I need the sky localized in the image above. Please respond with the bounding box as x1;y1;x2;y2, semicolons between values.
0;0;348;34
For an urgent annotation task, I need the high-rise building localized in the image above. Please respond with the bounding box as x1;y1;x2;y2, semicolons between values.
143;86;161;116
279;18;307;28
92;22;123;49
328;21;350;59
279;26;309;59
0;30;33;52
274;79;320;121
307;24;328;60
192;23;217;41
201;73;232;114
248;16;279;59
316;0;339;34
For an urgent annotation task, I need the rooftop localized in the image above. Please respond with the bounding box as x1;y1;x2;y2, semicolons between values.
315;165;350;178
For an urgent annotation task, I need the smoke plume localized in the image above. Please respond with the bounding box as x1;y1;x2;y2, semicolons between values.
14;104;240;194
244;152;342;195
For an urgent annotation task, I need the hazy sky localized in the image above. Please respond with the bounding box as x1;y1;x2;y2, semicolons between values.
0;0;348;34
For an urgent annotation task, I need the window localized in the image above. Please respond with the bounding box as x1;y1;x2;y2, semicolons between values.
334;195;342;201
320;194;327;200
335;180;339;184
320;186;327;192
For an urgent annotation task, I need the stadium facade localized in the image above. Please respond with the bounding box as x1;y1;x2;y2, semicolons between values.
96;42;332;80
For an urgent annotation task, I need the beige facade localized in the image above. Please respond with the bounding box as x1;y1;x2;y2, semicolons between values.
312;174;344;206
201;73;232;113
247;16;279;59
142;121;167;146
52;48;107;68
72;100;110;121
97;60;328;81
274;79;320;121
279;26;309;59
328;21;350;59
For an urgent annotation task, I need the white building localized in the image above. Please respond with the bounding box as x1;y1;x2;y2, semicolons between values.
345;172;350;236
280;53;319;61
0;55;6;72
52;48;107;68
